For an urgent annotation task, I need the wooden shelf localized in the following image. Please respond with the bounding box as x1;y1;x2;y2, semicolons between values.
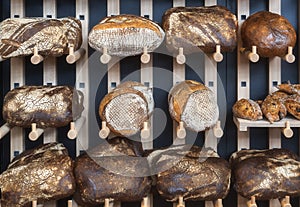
233;116;300;131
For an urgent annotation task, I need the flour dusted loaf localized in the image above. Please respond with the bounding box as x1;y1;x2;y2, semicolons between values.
241;11;296;57
99;81;154;137
2;85;84;128
162;6;237;54
230;149;300;200
0;143;75;207
148;145;231;202
168;80;219;132
0;17;82;59
74;137;151;206
88;14;165;57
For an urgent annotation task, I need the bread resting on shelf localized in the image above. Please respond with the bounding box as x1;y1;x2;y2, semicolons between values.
162;5;237;54
230;148;300;200
2;85;84;128
0;17;82;59
232;98;263;121
0;143;75;206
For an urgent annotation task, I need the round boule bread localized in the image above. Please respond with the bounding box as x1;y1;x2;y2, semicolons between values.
241;11;296;58
88;14;165;57
168;80;219;132
99;81;154;137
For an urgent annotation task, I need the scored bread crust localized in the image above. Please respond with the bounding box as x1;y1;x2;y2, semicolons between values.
232;98;263;121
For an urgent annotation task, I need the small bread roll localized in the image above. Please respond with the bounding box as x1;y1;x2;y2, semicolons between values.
168;80;219;132
89;15;165;57
233;98;263;121
99;81;153;137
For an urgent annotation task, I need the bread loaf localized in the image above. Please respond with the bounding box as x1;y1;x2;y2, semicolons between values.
232;98;263;121
162;6;237;54
74;137;151;206
2;85;84;128
168;80;219;132
230;149;300;200
148;145;231;202
99;81;153;137
88;15;165;57
0;143;75;206
0;17;82;59
241;11;296;57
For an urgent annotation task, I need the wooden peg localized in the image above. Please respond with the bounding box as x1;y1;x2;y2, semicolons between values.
177;196;185;207
99;121;110;139
213;120;224;138
241;46;259;63
67;117;86;139
213;45;223;62
281;196;291;207
31;46;44;65
283;46;295;63
29;123;44;141
176;121;186;139
68;200;73;207
32;200;37;207
247;196;257;207
100;47;111;64
141;122;151;140
0;123;11;140
176;47;186;65
66;45;86;64
282;121;293;138
142;196;149;207
104;198;110;207
141;47;151;64
213;199;223;207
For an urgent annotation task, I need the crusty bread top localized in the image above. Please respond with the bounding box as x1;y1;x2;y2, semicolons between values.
92;14;163;38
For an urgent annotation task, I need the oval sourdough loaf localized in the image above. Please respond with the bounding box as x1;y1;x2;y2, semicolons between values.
230;148;300;200
74;137;151;206
88;14;165;57
99;81;153;137
0;17;82;59
162;6;237;54
241;11;296;57
2;85;84;128
168;80;219;132
0;142;75;206
147;145;231;202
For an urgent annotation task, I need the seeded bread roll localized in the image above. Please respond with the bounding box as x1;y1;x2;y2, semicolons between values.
0;17;82;59
230;149;300;200
162;6;237;54
89;14;165;57
99;81;154;137
241;11;296;57
0;143;75;206
2;85;84;128
168;80;219;132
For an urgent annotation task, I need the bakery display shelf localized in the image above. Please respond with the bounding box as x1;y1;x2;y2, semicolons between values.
233;116;298;138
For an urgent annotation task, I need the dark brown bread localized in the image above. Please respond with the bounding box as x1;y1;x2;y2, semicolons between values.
2;85;84;128
0;143;75;207
74;137;151;206
230;149;300;200
148;145;231;202
0;17;82;59
162;6;237;54
241;11;296;57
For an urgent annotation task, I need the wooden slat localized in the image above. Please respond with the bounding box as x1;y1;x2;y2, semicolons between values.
10;0;25;161
43;0;57;146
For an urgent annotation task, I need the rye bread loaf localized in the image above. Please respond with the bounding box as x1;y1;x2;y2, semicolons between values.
88;14;165;57
162;6;237;54
99;81;153;137
0;143;75;207
0;17;82;59
74;137;151;206
148;145;231;202
168;80;219;132
241;11;296;57
2;85;84;128
230;149;300;200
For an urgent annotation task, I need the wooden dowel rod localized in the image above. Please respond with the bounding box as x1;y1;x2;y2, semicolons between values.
0;123;11;139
